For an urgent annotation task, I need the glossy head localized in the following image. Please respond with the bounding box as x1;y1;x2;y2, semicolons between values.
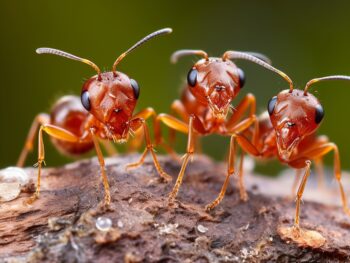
81;71;139;136
187;57;244;119
172;49;293;120
36;28;172;138
267;89;323;160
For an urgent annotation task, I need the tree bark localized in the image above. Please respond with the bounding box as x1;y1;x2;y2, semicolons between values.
1;155;350;262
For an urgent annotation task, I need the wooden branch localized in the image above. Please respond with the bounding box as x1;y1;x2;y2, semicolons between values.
1;155;350;262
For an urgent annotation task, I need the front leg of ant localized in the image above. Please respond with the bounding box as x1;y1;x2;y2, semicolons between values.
205;135;236;211
226;93;256;130
126;118;172;182
90;129;111;206
26;124;80;205
168;115;196;204
17;113;50;167
293;160;312;231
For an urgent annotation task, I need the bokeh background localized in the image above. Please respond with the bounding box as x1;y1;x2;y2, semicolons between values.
1;1;350;175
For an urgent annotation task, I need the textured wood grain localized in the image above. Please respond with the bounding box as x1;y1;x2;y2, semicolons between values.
1;155;350;262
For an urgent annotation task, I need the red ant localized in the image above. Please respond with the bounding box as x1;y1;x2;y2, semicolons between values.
17;28;173;205
154;49;293;210
231;75;350;233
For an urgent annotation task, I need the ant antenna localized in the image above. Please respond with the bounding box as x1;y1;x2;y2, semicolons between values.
304;75;350;95
112;28;172;75
36;48;101;80
223;51;294;91
170;49;209;64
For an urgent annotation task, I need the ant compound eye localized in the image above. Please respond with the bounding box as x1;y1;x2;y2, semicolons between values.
315;104;324;124
237;68;245;88
81;90;91;111
267;96;277;115
130;79;140;99
187;68;198;87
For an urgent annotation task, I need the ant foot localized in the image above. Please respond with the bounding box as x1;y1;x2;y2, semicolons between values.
205;199;221;212
159;172;172;183
343;208;350;217
240;191;249;202
24;192;39;205
277;225;326;248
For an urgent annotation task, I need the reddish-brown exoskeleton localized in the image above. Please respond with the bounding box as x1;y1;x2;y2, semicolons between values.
154;49;294;210
17;28;172;205
233;75;350;233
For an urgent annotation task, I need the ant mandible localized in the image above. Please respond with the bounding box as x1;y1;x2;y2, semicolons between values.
17;28;172;205
154;49;293;210
231;75;350;232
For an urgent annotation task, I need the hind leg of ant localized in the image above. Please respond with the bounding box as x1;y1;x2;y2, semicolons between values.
26;124;80;204
126;118;172;182
299;142;350;216
17;113;50;167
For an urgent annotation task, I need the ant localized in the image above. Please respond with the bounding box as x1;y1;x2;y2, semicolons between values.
230;75;350;233
154;49;293;210
16;28;173;206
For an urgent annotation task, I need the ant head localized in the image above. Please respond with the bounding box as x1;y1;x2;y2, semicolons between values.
188;57;243;119
267;75;350;160
171;49;292;120
80;72;139;133
37;28;172;136
267;89;322;160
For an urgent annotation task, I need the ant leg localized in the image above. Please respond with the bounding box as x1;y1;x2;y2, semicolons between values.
17;113;50;167
314;158;325;189
168;116;195;203
27;124;80;204
169;100;189;147
205;116;259;210
226;93;256;131
300;142;350;216
237;151;248;201
100;140;117;156
133;107;179;160
127;126;144;153
294;161;312;229
205;135;236;211
91;129;111;206
126;118;172;182
290;169;302;199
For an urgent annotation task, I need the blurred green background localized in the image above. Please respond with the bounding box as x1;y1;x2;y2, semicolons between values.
1;1;350;174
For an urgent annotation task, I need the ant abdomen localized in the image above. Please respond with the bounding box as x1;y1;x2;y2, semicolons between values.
50;96;94;156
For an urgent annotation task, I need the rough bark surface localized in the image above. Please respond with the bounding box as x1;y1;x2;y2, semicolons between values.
1;155;350;262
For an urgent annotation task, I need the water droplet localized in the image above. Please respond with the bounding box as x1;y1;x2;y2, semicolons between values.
0;167;29;185
197;224;208;233
96;217;112;232
0;167;29;202
117;220;124;228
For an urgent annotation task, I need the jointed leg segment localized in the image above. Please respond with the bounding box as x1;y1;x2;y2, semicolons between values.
126;117;172;182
